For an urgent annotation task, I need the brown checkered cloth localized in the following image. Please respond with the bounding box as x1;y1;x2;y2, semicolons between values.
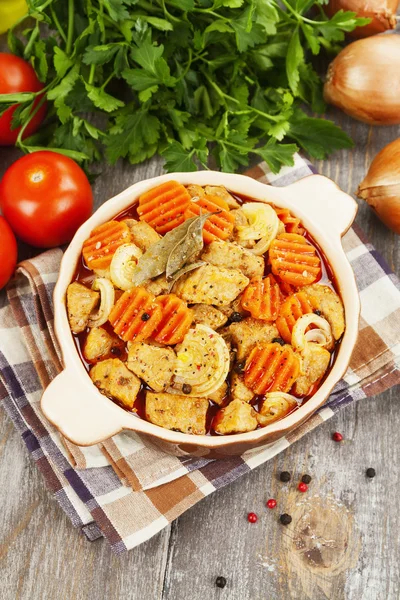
1;157;400;553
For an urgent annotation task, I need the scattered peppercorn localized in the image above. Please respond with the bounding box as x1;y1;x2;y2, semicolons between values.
314;309;322;316
298;482;308;493
247;512;258;523
230;312;243;323
234;360;246;374
110;346;121;356
332;432;343;442
141;312;150;321
182;383;192;395
279;471;291;482
272;337;286;346
301;474;312;484
215;576;227;589
266;499;277;509
366;468;376;478
280;513;292;525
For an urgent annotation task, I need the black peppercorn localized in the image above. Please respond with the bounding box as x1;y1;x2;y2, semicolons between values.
301;474;312;484
366;468;376;478
279;471;291;482
141;312;150;321
215;576;227;589
230;312;243;323
280;513;292;526
182;383;192;395
234;361;246;374
110;346;121;356
272;337;286;346
314;309;322;316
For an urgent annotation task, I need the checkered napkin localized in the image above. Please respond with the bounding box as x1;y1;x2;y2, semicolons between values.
1;156;400;554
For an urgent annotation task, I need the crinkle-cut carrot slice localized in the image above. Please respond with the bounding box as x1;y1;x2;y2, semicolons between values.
269;233;321;286
272;273;297;297
184;194;235;244
153;294;193;345
82;221;131;270
137;181;191;234
276;291;320;343
275;207;305;235
109;287;162;342
241;275;281;321
244;343;300;395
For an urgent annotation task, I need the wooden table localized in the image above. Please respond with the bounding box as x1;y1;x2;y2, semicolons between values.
1;97;400;598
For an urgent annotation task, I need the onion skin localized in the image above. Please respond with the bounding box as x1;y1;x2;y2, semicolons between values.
325;0;399;38
357;138;400;234
324;36;400;125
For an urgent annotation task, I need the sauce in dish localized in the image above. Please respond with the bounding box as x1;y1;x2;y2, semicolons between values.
67;182;345;436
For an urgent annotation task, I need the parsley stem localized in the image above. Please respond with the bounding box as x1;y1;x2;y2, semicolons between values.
66;0;74;55
50;5;67;44
23;24;39;59
15;95;46;148
193;8;228;20
89;64;96;85
279;0;325;25
101;72;114;90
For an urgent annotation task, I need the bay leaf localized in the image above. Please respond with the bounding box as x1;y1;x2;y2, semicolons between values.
166;213;210;280
167;261;206;292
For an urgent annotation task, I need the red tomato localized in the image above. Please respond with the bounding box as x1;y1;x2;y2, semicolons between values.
0;53;47;146
0;216;17;289
0;151;93;248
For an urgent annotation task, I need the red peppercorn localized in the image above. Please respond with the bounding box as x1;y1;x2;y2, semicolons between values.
298;482;308;493
266;499;277;509
332;432;343;442
247;512;258;523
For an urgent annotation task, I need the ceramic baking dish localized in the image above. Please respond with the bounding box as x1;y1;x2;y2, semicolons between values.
41;171;360;458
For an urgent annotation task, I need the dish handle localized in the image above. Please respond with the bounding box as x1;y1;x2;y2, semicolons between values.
285;175;358;237
41;369;129;446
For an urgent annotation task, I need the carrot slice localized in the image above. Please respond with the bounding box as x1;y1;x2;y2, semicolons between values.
244;343;300;395
269;233;321;286
272;273;297;297
184;194;235;244
276;291;320;343
275;207;305;235
109;287;162;342
137;181;191;234
241;275;281;321
153;294;193;345
82;221;131;270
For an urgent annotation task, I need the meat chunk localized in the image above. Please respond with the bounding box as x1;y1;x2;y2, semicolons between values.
302;284;345;340
208;382;228;406
191;303;228;330
257;393;298;426
213;399;258;434
229;317;279;360
90;358;141;410
83;327;121;362
201;241;264;279
67;282;99;334
173;264;249;306
124;219;160;252
293;343;331;396
143;274;170;296
230;372;254;403
127;342;175;392
145;392;208;434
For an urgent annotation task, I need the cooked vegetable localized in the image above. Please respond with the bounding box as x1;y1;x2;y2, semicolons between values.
138;181;191;234
269;233;322;286
82;221;131;271
241;275;281;322
357;138;400;234
87;278;115;328
257;393;298;426
109;287;162;342
110;243;142;290
244;342;301;394
292;314;333;352
275;208;304;235
276;291;320;343
184;194;235;244
153;294;193;345
3;1;363;172
173;324;230;397
325;0;398;37
0;217;17;290
236;203;279;255
324;35;400;125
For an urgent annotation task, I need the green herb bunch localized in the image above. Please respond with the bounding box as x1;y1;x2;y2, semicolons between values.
2;0;368;172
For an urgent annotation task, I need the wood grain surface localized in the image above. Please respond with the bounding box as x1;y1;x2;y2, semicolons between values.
1;43;400;600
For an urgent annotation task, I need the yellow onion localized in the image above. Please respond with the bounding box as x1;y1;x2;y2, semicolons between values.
357;138;400;234
324;35;400;125
325;0;399;38
257;393;299;426
87;278;115;328
292;314;333;353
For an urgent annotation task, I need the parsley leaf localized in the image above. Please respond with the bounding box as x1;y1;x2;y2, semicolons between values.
288;112;354;159
105;108;160;163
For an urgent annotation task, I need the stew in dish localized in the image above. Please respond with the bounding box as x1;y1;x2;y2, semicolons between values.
67;182;345;435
